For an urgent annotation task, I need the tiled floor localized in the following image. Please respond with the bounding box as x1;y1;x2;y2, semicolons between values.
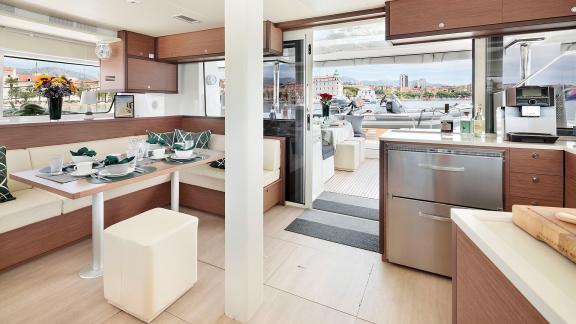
0;205;451;324
325;159;379;199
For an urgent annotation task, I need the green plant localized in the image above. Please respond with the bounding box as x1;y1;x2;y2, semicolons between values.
18;103;46;116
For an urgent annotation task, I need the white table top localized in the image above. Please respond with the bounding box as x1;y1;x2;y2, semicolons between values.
380;129;576;154
451;209;576;324
10;149;224;199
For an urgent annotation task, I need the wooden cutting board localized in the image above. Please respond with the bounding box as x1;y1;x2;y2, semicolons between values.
512;205;576;264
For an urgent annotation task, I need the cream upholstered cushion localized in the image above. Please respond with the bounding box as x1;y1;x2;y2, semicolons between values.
104;208;198;323
27;136;145;169
208;135;281;172
6;149;33;192
263;138;281;171
180;164;279;192
323;156;335;182
0;188;63;234
208;134;225;152
334;141;360;171
53;175;170;214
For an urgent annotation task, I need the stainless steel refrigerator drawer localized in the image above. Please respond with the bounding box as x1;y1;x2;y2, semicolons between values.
387;196;454;277
388;147;503;209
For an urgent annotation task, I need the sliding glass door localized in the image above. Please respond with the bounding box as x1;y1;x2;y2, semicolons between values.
264;40;306;204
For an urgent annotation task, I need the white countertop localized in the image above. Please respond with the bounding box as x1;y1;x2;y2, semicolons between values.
451;209;576;324
380;129;576;154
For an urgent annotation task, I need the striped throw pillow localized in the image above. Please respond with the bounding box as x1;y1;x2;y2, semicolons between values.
0;146;15;203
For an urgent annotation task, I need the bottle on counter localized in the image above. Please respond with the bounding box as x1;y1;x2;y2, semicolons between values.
440;103;454;137
460;111;472;138
473;104;485;137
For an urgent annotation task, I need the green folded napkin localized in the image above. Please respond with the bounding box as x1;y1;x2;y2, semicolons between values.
104;155;134;166
70;147;97;157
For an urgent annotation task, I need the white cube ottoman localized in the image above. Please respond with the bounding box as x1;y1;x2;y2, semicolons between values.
345;137;366;162
335;141;360;171
103;208;198;323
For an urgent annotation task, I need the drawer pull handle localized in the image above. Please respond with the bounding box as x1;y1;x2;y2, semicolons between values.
532;176;539;183
532;153;539;159
531;201;540;206
572;6;576;13
417;163;465;172
438;22;445;28
418;212;451;222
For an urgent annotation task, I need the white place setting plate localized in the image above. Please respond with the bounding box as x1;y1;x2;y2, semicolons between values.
169;154;197;161
149;154;169;160
70;169;99;177
99;167;135;178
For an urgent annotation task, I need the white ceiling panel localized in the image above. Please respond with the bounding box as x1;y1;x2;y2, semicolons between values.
0;0;386;36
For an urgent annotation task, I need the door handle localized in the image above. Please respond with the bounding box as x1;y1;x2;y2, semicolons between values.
418;211;452;222
417;163;465;172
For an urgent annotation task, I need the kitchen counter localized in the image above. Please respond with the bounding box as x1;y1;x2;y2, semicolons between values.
451;209;576;323
380;129;576;154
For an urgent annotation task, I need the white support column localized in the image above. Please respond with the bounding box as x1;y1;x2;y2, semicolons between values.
224;0;264;321
171;170;180;211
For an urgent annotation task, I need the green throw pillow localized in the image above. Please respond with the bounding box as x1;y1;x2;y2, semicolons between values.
146;130;175;147
174;129;212;149
0;146;15;203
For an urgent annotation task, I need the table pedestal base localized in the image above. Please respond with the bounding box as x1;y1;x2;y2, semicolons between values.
79;191;104;279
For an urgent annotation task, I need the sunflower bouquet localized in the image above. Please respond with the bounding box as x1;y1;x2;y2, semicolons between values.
33;74;79;98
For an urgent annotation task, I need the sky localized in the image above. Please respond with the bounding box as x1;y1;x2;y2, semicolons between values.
314;60;473;86
313;43;576;87
5;56;99;80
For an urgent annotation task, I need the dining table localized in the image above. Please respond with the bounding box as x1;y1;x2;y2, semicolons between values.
10;148;224;279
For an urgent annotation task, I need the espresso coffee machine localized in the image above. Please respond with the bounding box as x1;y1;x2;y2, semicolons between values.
494;86;559;143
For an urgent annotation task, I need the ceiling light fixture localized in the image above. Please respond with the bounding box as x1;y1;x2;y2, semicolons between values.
126;0;140;4
95;41;112;60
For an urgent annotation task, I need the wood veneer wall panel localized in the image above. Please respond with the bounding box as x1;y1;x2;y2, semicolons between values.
0;116;181;150
453;225;547;324
566;152;576;207
0;183;171;271
180;116;225;135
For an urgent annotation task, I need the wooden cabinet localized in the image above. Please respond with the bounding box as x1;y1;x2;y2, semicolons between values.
100;31;178;93
124;31;156;59
503;0;576;23
387;0;576;43
453;225;548;323
388;0;502;36
566;152;576;208
507;148;564;210
126;58;177;92
157;21;283;62
157;27;225;61
509;148;564;176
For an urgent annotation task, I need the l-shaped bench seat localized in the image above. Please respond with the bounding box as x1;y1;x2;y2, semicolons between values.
0;134;284;270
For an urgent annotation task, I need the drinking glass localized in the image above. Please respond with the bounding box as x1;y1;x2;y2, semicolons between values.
49;155;64;175
136;141;148;161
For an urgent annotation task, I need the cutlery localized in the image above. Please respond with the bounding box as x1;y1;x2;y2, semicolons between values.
91;174;111;182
